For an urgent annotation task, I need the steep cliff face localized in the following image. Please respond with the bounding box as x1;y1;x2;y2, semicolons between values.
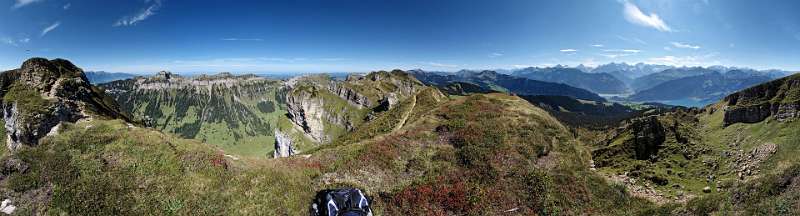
284;84;337;143
100;71;292;157
722;73;800;126
273;129;296;158
282;70;425;144
0;58;127;151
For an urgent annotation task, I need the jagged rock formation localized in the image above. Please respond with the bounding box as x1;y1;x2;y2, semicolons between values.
101;71;288;156
282;70;425;143
722;73;800;126
373;93;398;112
0;58;127;151
284;85;332;143
273;129;296;158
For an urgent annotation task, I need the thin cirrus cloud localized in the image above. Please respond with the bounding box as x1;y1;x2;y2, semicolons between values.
63;3;71;10
221;38;264;41
599;49;641;58
646;53;719;66
424;62;458;68
591;44;604;48
671;42;701;49
622;1;672;32
1;37;30;46
11;0;42;9
488;52;504;58
559;49;578;53
603;49;641;53
41;21;61;37
114;0;162;26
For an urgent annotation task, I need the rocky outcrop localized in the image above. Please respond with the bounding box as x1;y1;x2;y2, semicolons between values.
282;71;424;144
273;129;296;158
0;58;127;151
593;115;667;166
284;86;330;143
4;102;82;150
629;116;667;160
373;93;398;112
723;74;800;126
328;82;371;108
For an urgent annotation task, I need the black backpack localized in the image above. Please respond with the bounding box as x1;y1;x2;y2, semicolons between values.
311;188;373;216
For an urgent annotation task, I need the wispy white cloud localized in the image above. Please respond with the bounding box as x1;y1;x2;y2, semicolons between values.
221;38;264;41
646;53;720;66
1;38;17;46
424;62;458;68
11;0;42;9
603;49;641;53
598;48;641;59
114;0;162;26
622;1;672;32
63;3;70;10
2;36;31;46
488;52;503;58
670;42;701;49
591;44;604;48
40;21;60;37
617;35;647;45
559;49;578;53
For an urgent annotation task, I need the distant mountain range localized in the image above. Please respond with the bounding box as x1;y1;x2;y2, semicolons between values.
84;71;137;84
629;70;774;106
486;63;795;107
408;69;606;102
630;67;717;92
512;67;628;94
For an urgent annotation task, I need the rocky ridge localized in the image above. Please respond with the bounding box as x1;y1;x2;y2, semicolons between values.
282;70;424;144
722;73;800;126
1;58;127;151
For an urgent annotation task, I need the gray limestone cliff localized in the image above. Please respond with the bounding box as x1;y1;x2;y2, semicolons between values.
723;73;800;126
273;129;296;158
282;70;425;144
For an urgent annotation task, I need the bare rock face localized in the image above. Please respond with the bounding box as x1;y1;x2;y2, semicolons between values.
723;74;800;126
0;58;128;151
327;82;371;108
273;129;296;158
284;86;330;143
373;93;399;112
282;70;425;144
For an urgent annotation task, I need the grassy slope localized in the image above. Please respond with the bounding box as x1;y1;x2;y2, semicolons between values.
592;99;800;215
309;93;654;215
0;119;319;215
0;91;666;215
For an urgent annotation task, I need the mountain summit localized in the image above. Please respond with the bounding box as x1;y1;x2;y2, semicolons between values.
1;58;128;150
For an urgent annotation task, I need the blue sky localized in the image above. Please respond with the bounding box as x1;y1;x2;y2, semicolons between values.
1;0;799;74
